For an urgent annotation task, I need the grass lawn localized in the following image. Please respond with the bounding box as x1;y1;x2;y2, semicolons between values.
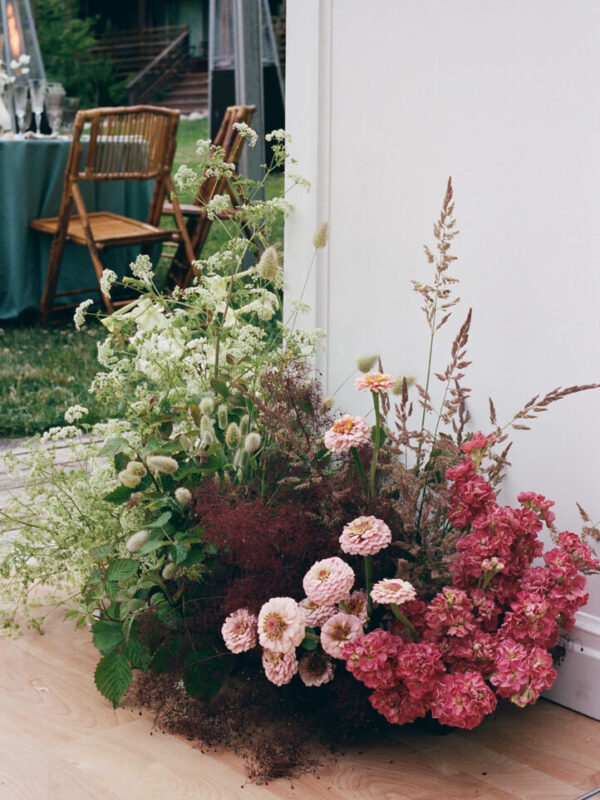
0;118;285;440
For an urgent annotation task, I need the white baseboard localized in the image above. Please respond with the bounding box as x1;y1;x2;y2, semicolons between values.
544;611;600;720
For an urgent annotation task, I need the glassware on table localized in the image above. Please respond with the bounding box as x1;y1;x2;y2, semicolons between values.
13;82;29;134
45;82;65;135
28;78;47;133
61;96;80;135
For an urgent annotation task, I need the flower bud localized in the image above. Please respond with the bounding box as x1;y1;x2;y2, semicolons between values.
146;455;179;474
162;562;179;580
244;432;262;453
239;414;250;437
225;422;241;448
126;461;147;478
199;396;215;415
200;414;214;434
313;221;329;249
256;246;279;281
357;354;379;373
175;487;192;506
126;530;150;553
217;404;228;430
119;470;141;489
391;376;414;395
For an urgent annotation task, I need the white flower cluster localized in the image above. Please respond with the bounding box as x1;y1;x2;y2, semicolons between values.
130;254;154;286
233;122;258;147
64;405;88;424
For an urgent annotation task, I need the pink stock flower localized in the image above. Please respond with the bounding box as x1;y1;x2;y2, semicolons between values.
394;642;446;699
369;685;429;726
343;629;403;689
303;557;355;606
340;590;369;624
298;651;335;687
501;592;559;649
430;671;497;729
257;597;306;653
425;588;476;638
490;638;556;706
355;372;396;393
299;598;338;628
557;531;600;571
324;414;371;454
461;432;496;457
262;650;299;686
320;612;364;658
339;515;392;556
370;578;417;606
221;608;258;653
518;491;556;528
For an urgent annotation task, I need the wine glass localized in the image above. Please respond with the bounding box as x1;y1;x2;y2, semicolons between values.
61;96;80;135
45;82;65;136
13;82;28;134
28;78;47;133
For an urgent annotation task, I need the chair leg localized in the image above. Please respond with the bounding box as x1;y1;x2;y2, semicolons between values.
38;228;69;327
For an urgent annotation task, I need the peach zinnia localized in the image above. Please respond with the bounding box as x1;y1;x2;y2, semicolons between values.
355;372;396;393
257;597;306;653
371;578;417;606
262;650;299;686
320;612;364;658
339;515;392;556
324;414;371;454
221;608;258;654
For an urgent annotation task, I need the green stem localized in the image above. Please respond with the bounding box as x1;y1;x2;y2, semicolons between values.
368;393;381;501
390;604;417;640
303;630;320;642
350;446;369;499
365;555;373;616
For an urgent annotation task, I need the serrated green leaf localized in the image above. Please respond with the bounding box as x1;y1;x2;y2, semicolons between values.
170;543;188;565
92;620;124;654
103;485;134;504
138;533;166;555
105;582;119;601
100;438;130;457
122;637;151;671
182;546;206;566
89;542;114;561
211;379;229;398
148;511;172;529
94;651;133;708
106;559;139;582
114;452;129;473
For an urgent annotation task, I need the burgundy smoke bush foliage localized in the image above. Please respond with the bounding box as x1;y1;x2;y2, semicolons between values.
190;483;341;618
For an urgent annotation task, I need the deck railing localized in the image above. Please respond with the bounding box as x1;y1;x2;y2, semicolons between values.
93;25;190;85
126;27;190;105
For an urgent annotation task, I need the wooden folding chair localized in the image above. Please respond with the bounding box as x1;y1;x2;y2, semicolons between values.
31;105;195;325
162;104;257;290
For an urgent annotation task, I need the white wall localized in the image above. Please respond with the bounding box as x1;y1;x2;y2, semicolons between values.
285;0;600;716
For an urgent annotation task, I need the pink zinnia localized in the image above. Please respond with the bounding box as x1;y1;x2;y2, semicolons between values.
324;414;371;454
355;372;396;393
299;598;338;628
339;515;392;556
221;608;258;654
320;612;364;658
371;578;417;606
262;650;298;686
303;556;355;605
257;597;306;653
298;651;335;687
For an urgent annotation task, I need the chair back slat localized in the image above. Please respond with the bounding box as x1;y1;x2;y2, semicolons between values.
69;105;179;182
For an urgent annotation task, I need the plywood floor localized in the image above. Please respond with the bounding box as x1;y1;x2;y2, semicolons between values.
1;612;599;800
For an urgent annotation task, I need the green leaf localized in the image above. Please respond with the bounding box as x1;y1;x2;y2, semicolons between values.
103;486;134;504
211;379;229;398
138;533;166;555
189;404;202;427
122;637;151;671
148;511;172;529
182;546;206;566
106;559;139;582
64;609;79;621
89;542;113;561
114;452;129;473
301;630;318;651
182;652;231;702
94;651;132;708
170;543;188;565
371;424;387;447
92;620;124;654
100;438;130;457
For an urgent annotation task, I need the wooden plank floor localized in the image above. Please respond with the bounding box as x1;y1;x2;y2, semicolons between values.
1;612;599;800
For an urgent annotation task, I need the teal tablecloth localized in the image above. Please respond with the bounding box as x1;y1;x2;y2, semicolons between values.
0;138;154;319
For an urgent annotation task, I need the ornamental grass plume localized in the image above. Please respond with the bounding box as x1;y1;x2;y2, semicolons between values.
256;246;279;281
312;221;329;249
146;455;179;474
125;530;150;553
357;354;379;373
175;487;192;506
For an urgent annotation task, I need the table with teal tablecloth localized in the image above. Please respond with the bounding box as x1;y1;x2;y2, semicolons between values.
0;138;154;320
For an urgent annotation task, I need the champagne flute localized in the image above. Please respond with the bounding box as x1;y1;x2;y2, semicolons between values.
28;78;46;133
45;82;65;136
13;82;28;134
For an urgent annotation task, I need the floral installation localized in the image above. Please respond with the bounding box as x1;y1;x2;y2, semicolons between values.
0;166;598;780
